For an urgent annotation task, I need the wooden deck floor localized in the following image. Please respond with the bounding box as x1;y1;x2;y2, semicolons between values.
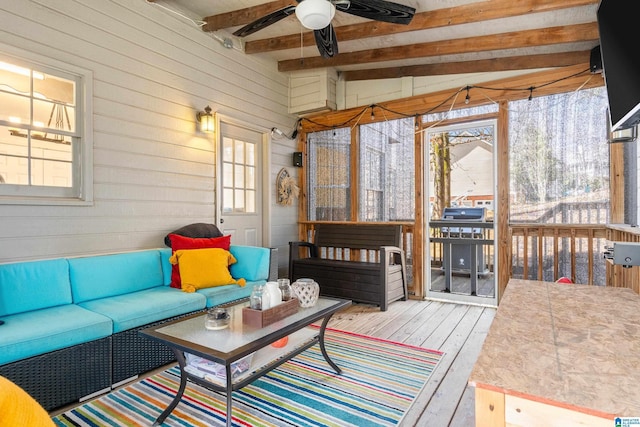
325;298;496;427
52;298;496;426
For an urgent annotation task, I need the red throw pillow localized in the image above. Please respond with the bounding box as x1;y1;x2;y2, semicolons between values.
168;234;231;288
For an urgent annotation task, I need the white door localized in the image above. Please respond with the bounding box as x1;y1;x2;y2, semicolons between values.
217;120;265;246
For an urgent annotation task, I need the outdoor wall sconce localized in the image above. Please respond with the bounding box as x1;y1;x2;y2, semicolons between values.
197;105;215;133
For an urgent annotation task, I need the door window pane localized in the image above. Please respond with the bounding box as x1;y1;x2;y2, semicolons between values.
223;163;233;186
221;136;257;214
234;141;244;163
222;137;233;162
246;190;256;213
246;142;255;166
234;189;245;211
235;164;245;188
246;165;255;190
223;188;233;212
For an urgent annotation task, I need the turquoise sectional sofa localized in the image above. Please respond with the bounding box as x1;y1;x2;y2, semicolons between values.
0;245;277;411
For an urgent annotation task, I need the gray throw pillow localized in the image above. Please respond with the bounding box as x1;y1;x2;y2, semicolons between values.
164;223;223;247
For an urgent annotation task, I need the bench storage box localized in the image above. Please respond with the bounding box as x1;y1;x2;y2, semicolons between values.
289;223;407;311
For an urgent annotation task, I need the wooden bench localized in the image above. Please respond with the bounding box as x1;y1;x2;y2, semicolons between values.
288;223;408;311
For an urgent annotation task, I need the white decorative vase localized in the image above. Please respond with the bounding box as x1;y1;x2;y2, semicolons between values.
292;278;320;307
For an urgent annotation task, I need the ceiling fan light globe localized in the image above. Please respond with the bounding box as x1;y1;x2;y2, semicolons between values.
295;0;336;30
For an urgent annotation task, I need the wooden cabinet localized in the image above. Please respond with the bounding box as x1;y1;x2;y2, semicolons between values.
469;279;640;426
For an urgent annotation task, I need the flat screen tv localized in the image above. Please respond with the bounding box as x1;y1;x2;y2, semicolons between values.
597;0;640;131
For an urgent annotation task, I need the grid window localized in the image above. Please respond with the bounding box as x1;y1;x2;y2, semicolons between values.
0;50;91;203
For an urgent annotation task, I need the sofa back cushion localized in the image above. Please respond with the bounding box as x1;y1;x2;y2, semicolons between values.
159;248;172;286
229;245;270;281
69;250;163;303
0;259;71;316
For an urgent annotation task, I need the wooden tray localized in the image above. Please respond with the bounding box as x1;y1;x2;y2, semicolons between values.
242;298;299;328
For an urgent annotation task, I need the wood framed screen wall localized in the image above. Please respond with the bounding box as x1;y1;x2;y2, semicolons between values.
297;64;605;302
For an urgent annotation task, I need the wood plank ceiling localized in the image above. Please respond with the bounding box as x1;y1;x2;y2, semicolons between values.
154;0;601;81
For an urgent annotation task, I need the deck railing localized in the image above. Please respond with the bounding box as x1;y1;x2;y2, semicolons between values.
509;223;608;285
297;221;638;298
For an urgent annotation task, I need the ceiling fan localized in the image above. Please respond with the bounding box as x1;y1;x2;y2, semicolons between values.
232;0;416;59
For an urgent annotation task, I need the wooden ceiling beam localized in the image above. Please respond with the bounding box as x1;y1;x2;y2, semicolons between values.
300;64;603;130
239;0;598;54
341;51;592;81
278;22;599;72
202;0;293;32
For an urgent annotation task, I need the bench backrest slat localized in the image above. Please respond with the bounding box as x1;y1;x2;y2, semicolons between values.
314;224;401;250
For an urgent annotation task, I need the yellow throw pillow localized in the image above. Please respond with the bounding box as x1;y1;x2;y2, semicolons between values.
0;375;55;427
169;248;246;293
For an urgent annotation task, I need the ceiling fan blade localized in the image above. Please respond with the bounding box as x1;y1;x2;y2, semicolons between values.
336;0;415;25
232;5;297;37
314;24;339;58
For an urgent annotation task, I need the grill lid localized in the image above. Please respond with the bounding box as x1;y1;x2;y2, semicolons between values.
442;207;486;221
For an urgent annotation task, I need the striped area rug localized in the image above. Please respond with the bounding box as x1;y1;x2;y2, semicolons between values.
53;328;443;427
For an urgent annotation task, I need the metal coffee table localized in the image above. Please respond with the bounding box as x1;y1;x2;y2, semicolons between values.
139;296;351;427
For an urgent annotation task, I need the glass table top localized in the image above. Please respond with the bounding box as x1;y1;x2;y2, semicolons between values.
149;297;349;355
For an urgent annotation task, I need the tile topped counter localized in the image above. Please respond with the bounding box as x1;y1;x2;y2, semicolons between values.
469;279;640;426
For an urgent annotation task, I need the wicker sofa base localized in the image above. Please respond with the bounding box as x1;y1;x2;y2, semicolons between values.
112;309;206;385
0;337;111;412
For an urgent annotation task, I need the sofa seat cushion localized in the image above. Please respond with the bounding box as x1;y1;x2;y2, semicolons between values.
0;305;112;366
78;286;206;333
69;250;164;304
197;280;265;308
0;258;71;317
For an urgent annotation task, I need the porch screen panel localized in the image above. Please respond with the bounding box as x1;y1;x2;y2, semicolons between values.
359;118;415;221
508;87;610;285
509;87;609;223
307;128;351;221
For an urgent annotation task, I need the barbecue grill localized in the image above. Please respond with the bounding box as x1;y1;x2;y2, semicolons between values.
440;207;490;294
441;207;485;238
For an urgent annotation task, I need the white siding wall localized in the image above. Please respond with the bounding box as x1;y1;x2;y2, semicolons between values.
0;0;298;271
